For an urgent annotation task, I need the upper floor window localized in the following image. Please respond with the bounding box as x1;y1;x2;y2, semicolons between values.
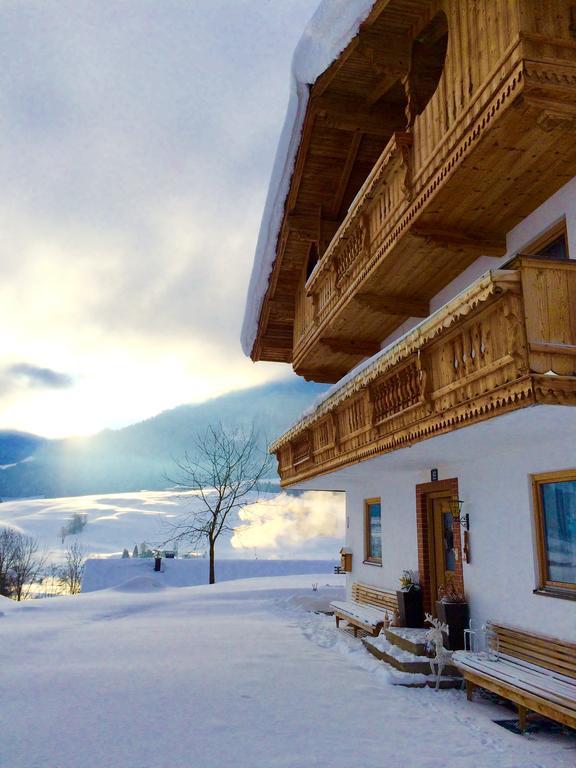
408;12;449;121
306;242;319;281
364;498;382;564
525;220;569;261
533;469;576;595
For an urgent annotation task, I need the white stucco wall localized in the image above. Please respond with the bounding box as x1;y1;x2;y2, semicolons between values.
295;406;576;641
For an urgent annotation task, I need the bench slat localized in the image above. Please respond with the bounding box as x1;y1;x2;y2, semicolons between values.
496;634;576;666
496;643;576;678
455;654;576;712
490;623;576;654
495;653;576;688
455;622;576;732
330;600;387;627
490;624;576;677
460;667;576;730
333;582;397;637
456;654;576;704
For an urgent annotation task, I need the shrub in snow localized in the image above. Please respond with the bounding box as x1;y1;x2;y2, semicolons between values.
59;542;85;595
59;512;88;543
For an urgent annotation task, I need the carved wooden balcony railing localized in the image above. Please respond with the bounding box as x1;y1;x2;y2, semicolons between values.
274;258;576;486
291;25;576;382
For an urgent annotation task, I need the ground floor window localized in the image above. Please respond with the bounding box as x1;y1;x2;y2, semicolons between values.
364;498;382;564
533;469;576;594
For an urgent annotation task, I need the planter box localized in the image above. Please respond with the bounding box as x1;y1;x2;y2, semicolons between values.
435;600;469;650
396;588;424;628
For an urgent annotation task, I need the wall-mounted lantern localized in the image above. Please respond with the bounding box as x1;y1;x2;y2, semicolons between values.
450;498;471;564
449;497;469;531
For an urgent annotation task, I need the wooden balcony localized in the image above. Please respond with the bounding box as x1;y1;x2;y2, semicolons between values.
273;258;576;486
290;27;576;382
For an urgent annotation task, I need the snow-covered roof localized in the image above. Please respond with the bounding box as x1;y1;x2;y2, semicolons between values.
240;0;376;357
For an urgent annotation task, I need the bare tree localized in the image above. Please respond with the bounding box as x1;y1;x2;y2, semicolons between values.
165;423;272;584
59;542;86;595
10;534;46;601
0;528;19;597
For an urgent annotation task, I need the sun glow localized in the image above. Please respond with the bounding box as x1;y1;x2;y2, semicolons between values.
0;342;288;438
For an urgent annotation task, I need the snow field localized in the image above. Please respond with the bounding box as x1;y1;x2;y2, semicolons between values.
1;574;574;768
0;488;344;563
82;556;339;592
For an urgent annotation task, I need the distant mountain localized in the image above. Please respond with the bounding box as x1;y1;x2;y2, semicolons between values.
0;431;46;466
0;379;327;499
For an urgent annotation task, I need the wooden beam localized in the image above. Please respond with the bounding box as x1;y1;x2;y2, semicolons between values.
285;212;320;242
311;94;405;136
357;35;411;76
330;132;363;219
368;73;407;107
320;337;381;357
285;212;341;248
297;368;344;384
269;296;296;310
412;225;506;256
356;292;430;317
313;39;361;99
357;31;411;106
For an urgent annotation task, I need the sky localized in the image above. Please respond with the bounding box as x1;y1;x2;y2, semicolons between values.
0;0;319;438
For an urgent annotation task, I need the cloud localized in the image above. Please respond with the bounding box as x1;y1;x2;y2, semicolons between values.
0;363;74;397
8;364;73;390
231;491;345;554
0;0;320;436
0;0;318;347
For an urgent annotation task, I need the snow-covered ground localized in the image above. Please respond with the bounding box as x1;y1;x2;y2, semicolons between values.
1;574;574;768
0;488;344;562
0;489;205;561
82;556;338;592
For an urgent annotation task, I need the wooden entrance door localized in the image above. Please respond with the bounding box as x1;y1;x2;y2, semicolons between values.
427;493;458;609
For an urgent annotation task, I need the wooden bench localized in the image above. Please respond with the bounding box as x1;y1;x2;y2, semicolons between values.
453;623;576;732
330;582;397;637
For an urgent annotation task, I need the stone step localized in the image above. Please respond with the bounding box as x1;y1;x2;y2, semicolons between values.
363;637;432;674
363;635;461;677
384;626;429;656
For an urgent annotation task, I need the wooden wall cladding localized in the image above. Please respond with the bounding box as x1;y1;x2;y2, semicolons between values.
274;258;576;486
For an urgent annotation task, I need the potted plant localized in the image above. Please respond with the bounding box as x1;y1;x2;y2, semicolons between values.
396;569;424;628
435;582;469;650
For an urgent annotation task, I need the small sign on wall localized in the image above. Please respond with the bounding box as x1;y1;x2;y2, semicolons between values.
431;468;438;482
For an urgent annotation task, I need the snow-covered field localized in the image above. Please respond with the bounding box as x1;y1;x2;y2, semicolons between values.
2;574;574;768
0;488;344;561
82;556;338;592
0;489;204;561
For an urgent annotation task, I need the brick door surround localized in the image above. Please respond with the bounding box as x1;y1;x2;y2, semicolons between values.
416;477;464;614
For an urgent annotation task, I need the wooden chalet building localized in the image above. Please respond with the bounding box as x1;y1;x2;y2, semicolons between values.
242;0;576;652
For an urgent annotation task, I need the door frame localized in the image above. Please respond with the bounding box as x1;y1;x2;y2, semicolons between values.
415;478;464;614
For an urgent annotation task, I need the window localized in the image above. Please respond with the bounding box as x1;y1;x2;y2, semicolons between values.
364;498;382;564
305;242;319;281
525;220;569;261
408;12;449;120
533;470;576;595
